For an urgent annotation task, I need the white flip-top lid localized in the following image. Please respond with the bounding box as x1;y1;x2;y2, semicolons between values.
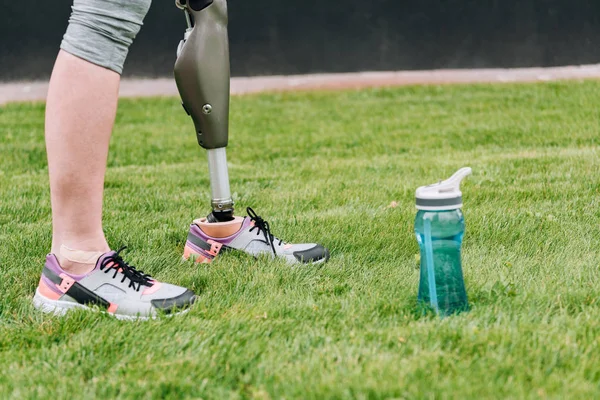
415;167;472;210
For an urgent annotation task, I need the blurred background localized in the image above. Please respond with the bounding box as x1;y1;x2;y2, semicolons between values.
1;0;600;81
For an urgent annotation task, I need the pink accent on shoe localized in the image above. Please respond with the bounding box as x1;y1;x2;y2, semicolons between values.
207;240;223;257
284;244;293;250
107;303;118;313
56;273;76;294
183;245;210;263
38;278;62;300
100;260;124;274
142;280;162;295
183;245;193;259
183;240;219;264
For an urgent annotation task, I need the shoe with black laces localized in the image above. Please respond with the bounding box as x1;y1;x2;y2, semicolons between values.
33;247;196;320
183;207;330;265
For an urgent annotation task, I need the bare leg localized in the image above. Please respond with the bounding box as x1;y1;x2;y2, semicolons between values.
31;1;198;319
45;50;118;274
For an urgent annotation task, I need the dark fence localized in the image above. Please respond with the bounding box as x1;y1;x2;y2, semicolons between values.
2;0;600;81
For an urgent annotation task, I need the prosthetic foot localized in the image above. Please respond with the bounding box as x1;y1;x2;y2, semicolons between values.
183;207;330;265
174;1;329;265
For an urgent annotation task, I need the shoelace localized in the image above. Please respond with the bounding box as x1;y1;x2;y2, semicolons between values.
99;246;154;292
247;207;283;255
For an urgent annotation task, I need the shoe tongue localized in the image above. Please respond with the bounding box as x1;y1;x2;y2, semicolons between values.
94;250;117;270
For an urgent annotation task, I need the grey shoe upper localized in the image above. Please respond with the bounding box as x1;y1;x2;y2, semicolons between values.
41;250;195;317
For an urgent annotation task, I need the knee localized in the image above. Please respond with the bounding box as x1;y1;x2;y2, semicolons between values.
60;0;153;74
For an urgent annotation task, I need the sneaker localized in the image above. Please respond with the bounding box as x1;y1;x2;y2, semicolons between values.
33;247;196;320
183;207;330;265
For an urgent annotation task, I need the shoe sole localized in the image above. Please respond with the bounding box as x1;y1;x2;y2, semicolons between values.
182;243;329;265
305;256;328;265
33;289;189;321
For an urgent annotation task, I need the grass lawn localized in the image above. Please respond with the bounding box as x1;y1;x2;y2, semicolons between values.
2;81;600;399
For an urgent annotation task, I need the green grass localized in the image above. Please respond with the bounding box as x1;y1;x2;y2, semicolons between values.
2;81;600;398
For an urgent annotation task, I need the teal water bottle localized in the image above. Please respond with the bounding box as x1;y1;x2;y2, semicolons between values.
414;167;472;316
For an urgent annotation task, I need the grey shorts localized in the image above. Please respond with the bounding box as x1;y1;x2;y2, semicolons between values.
60;0;152;74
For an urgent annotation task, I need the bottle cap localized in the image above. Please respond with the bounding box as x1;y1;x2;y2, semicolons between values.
416;167;472;210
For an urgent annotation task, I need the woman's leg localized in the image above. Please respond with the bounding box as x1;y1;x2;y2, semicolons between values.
45;0;152;274
45;51;118;274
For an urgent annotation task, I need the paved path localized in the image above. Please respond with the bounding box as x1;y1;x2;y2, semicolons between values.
2;65;600;105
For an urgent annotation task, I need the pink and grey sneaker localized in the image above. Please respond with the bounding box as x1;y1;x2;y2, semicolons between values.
33;247;196;320
183;207;330;265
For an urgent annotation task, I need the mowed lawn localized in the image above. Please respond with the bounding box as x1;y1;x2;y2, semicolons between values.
2;81;600;399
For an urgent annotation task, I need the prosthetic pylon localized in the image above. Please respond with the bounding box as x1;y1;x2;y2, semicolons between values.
174;0;234;222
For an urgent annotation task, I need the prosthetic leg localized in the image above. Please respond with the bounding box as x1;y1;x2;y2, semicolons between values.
174;0;234;223
175;0;330;264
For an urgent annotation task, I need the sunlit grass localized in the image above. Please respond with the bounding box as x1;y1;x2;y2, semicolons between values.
1;81;600;398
